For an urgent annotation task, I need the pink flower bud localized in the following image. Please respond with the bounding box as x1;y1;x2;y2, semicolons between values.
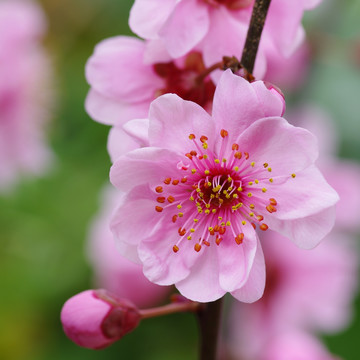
61;289;141;349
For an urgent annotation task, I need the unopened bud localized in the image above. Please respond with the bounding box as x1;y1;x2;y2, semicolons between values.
60;289;141;349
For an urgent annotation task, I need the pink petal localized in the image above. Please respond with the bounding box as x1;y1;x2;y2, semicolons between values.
122;119;150;147
159;0;209;58
236;117;318;177
148;94;215;153
110;184;160;248
107;126;144;163
110;147;183;192
138;228;201;286
86;36;162;103
85;89;149;126
175;244;226;302
217;224;258;292
211;70;266;143
231;239;266;303
129;0;177;39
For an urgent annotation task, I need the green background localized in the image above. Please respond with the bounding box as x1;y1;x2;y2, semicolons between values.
0;0;359;359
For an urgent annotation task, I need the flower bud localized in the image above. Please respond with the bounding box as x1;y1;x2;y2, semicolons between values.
60;289;141;349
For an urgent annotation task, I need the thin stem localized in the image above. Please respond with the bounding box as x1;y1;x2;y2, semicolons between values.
139;301;202;319
196;297;224;360
240;0;272;76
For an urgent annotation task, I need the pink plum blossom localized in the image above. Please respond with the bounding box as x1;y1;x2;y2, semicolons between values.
109;70;338;302
61;289;141;349
129;0;322;78
226;230;357;359
87;186;171;308
0;0;53;191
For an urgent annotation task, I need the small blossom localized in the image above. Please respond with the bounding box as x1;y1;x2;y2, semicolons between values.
0;0;53;191
61;289;141;349
87;186;171;308
110;70;338;302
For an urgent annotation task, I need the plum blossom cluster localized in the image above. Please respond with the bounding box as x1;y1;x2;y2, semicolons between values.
0;0;53;191
61;0;356;357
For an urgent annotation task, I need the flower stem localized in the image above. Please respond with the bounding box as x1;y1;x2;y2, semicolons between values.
240;0;272;77
196;297;224;360
139;300;202;319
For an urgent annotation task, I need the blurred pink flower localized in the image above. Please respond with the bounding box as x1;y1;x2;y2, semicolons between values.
61;289;141;349
109;70;338;302
289;105;360;231
129;0;321;78
87;186;171;308
0;0;53;191
259;331;341;360
227;231;357;359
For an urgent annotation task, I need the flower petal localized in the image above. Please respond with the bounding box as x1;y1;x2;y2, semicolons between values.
86;36;162;103
138;228;202;286
159;0;209;58
129;0;177;39
235;117;318;177
217;223;257;292
175;244;226;302
231;239;265;303
85;89;150;126
110;147;183;192
148;94;214;153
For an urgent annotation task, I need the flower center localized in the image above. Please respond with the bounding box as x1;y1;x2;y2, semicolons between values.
203;0;253;10
154;130;293;253
153;52;215;109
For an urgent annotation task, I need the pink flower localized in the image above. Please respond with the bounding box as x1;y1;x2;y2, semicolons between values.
85;36;215;123
227;231;357;359
87;186;171;308
0;0;53;191
129;0;322;77
110;70;338;302
259;331;341;360
61;289;141;349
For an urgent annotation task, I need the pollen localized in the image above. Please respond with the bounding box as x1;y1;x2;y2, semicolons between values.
157;197;166;203
235;233;244;245
263;163;268;168
194;243;202;252
267;167;272;172
177;204;182;209
220;129;229;138
247;192;252;197
232;143;239;150
191;169;196;174
262;188;267;193
269;178;273;183
172;179;179;185
260;223;269;231
291;173;296;178
155;186;163;193
164;177;171;184
214;159;220;164
200;135;208;143
250;161;255;167
173;245;179;253
204;170;210;175
155;206;163;212
189;134;195;140
234;166;239;171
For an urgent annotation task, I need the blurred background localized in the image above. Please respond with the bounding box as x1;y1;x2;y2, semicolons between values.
0;0;359;359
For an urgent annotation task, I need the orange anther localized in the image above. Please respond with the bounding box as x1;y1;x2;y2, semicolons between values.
256;215;264;221
215;236;223;245
185;153;193;160
203;241;210;247
157;197;166;203
178;227;186;236
172;215;178;223
220;129;228;138
173;245;179;253
167;196;175;203
200;135;208;143
234;151;242;159
219;227;226;235
244;152;249;159
181;177;187;183
260;223;269;231
251;222;256;229
235;233;244;245
189;134;196;140
155;206;163;212
209;228;215;236
232;143;239;151
266;205;277;213
214;225;220;232
172;179;179;185
155;186;163;193
164;177;171;185
263;163;268;168
190;150;197;156
194;243;202;252
269;198;277;206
